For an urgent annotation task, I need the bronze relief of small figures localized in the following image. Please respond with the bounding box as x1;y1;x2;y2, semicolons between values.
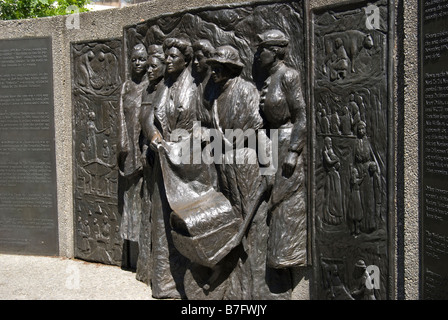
351;260;377;300
329;103;341;135
321;260;354;300
311;0;390;299
74;45;121;95
324;37;350;81
353;121;378;233
322;136;343;225
255;29;308;269
73;39;123;266
348;93;362;131
348;166;363;236
320;108;330;135
86;111;108;159
353;34;379;74
340;105;352;136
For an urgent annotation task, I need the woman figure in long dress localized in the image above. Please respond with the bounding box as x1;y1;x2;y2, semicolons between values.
137;44;166;286
144;38;196;299
117;44;149;266
254;29;308;298
322;136;343;225
348;166;363;236
202;45;264;299
353;121;378;233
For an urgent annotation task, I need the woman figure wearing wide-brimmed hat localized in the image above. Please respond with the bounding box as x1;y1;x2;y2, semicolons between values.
255;30;308;269
205;45;263;135
183;45;264;299
205;45;263;225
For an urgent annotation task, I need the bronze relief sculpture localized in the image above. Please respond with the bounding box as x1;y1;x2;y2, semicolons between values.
255;29;307;269
312;0;392;300
72;0;393;300
72;39;123;266
121;1;309;300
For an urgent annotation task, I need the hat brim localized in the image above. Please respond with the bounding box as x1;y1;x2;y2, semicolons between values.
206;57;245;70
258;39;289;47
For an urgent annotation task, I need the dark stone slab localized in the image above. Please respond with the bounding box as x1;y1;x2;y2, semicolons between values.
420;0;448;300
0;37;58;256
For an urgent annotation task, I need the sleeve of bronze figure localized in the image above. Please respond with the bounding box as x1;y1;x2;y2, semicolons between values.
285;69;307;155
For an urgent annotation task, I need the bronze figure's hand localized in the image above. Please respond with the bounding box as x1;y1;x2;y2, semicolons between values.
282;151;298;177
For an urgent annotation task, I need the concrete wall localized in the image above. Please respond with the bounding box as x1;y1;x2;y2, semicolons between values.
0;0;420;299
399;0;419;301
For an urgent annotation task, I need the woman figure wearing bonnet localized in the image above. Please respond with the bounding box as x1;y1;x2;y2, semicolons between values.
182;45;265;300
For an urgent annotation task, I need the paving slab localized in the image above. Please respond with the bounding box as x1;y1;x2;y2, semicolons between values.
0;254;154;300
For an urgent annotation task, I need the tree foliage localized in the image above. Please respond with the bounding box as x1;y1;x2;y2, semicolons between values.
0;0;90;20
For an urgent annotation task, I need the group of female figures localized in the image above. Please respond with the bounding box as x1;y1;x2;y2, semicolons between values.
117;29;307;300
322;121;382;236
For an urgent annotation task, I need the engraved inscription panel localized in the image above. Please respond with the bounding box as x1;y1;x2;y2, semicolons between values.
0;37;58;255
71;39;123;266
311;1;392;300
420;0;448;300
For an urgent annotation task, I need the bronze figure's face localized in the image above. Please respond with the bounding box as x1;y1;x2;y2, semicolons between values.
210;64;231;84
357;122;367;138
258;46;276;68
165;47;187;75
131;49;147;75
193;50;208;75
147;56;165;81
